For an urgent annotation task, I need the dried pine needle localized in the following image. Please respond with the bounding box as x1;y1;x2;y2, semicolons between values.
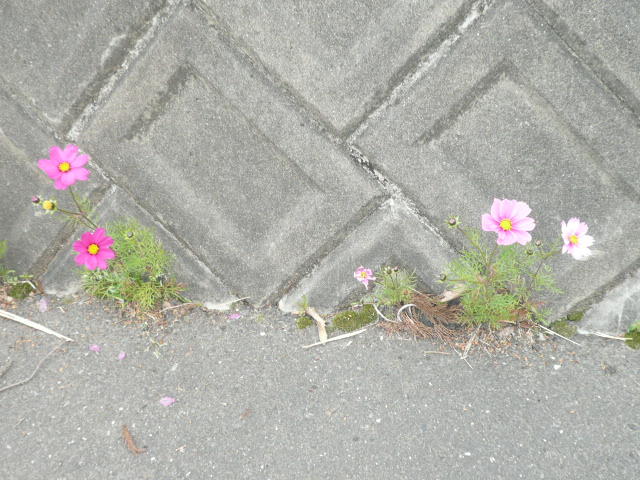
122;424;146;455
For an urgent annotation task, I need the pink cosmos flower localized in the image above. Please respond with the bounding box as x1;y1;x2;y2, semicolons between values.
37;145;90;190
354;266;376;290
481;198;536;245
561;218;594;260
73;228;115;270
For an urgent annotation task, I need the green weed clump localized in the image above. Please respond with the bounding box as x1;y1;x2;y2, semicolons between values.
0;240;35;298
625;322;640;350
442;225;560;327
366;267;416;308
81;218;185;313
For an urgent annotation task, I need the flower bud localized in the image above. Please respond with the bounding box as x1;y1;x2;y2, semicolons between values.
42;199;57;213
535;240;542;247
126;231;134;238
394;266;399;272
31;195;41;204
448;217;458;226
439;273;447;282
526;249;534;256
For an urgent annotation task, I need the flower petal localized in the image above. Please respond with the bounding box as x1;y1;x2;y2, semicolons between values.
75;252;90;266
84;254;98;270
160;396;176;406
49;145;64;163
511;216;535;232
54;178;69;190
99;235;114;248
70;153;89;168
37;158;60;178
481;213;499;232
92;228;105;243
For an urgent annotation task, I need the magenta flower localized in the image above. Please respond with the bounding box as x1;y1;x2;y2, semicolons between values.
73;228;115;270
37;145;90;190
354;266;376;290
481;198;535;245
561;218;594;260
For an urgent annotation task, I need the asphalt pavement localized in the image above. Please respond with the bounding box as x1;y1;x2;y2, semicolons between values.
1;293;638;479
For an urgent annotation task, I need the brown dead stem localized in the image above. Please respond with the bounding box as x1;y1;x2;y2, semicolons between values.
379;292;461;345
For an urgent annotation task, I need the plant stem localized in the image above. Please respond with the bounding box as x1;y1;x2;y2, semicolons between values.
456;224;496;276
67;186;98;230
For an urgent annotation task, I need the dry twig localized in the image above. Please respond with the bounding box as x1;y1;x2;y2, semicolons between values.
0;360;12;378
0;340;65;394
0;309;74;342
302;328;368;349
538;324;581;346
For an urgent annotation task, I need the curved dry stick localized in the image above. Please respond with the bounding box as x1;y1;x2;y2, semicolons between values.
0;340;66;394
396;304;416;323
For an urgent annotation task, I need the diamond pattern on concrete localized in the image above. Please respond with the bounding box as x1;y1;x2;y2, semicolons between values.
78;9;382;305
354;0;640;314
0;0;166;127
198;0;467;134
280;199;457;314
539;0;640;106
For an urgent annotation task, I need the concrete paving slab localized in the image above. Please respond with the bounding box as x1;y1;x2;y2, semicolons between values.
280;198;457;314
0;0;165;128
581;272;640;335
0;88;109;276
77;8;382;306
354;0;640;319
535;0;640;113
40;185;238;306
198;0;468;134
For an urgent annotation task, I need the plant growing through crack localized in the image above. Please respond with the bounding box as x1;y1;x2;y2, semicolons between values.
81;218;186;314
440;198;594;327
34;145;186;314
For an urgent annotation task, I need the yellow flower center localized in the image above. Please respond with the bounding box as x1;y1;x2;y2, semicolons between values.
43;200;54;210
88;244;100;255
569;234;579;245
59;162;71;172
360;271;368;279
499;219;513;231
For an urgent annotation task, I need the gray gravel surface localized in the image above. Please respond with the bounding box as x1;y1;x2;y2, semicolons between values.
1;295;638;479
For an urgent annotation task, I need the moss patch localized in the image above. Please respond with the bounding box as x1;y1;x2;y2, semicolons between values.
332;304;377;332
8;282;35;300
624;331;640;350
566;311;584;322
551;320;577;337
296;315;313;330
